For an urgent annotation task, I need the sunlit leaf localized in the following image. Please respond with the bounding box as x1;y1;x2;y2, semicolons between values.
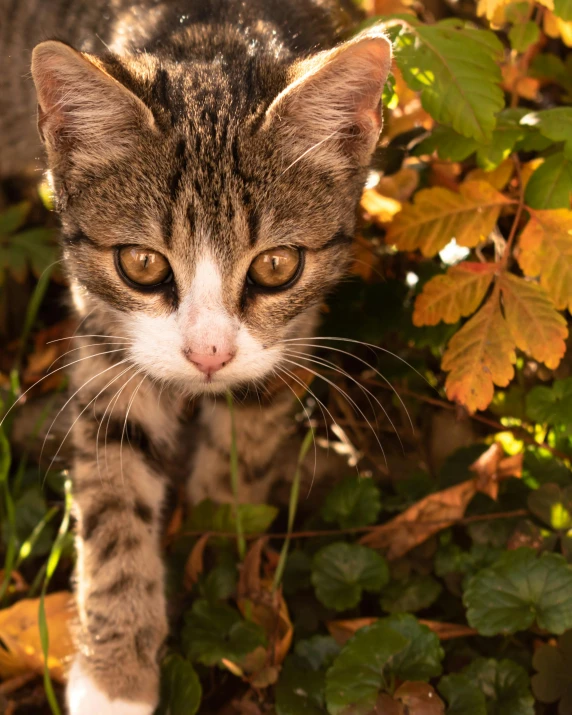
524;153;572;209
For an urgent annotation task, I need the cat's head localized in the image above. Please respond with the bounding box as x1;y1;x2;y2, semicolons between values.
31;28;391;394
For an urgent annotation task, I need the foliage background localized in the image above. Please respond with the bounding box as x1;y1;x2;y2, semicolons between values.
4;0;572;712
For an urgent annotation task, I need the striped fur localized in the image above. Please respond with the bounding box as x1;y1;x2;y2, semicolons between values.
1;0;391;710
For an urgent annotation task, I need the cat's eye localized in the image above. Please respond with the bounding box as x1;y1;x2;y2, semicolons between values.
116;246;172;288
248;247;302;289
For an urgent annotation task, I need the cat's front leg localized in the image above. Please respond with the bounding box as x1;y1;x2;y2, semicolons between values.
66;365;177;714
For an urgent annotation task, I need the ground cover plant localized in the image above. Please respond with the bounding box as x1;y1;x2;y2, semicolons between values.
3;0;572;712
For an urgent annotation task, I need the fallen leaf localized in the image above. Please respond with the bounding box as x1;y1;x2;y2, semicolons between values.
386;181;512;257
0;592;75;682
394;681;445;714
375;167;420;203
184;533;212;591
327;618;477;646
499;273;567;369
442;294;516;413
469;442;522;500
413;262;496;326
501;62;540;101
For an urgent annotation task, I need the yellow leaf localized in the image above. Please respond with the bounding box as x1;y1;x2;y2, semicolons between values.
0;592;76;683
476;0;517;23
386;181;512;257
499;273;568;369
520;158;544;193
442;294;516;412
413;262;496;326
544;10;572;46
518;209;572;311
360;188;402;224
466;158;514;191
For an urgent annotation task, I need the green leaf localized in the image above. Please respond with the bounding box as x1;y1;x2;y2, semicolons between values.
311;542;389;611
524;153;572;209
200;562;237;602
532;630;572;714
464;548;572;635
188;499;278;534
379;574;442;613
320;476;381;529
528;484;572;530
324;621;410;715
415;124;478;161
554;0;572;22
295;636;340;671
522;109;572;158
438;674;487;715
383;613;444;681
0;202;30;236
158;654;201;715
526;378;572;430
276;655;327;715
463;658;534;715
509;22;540;53
523;449;572;488
394;20;504;142
182;600;266;666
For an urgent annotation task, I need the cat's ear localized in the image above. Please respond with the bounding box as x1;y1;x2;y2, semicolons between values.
265;27;392;171
31;40;156;171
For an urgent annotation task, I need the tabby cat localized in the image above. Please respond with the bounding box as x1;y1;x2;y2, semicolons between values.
0;0;391;711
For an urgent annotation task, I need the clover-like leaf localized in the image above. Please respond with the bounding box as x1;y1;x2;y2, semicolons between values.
311;542;389;611
382;614;444;681
182;599;266;666
380;575;442;614
321;476;381;529
295;636;340;671
276;654;327;715
324;620;410;715
158;654;202;715
463;658;534;715
438;673;487;715
532;630;572;714
464;548;572;635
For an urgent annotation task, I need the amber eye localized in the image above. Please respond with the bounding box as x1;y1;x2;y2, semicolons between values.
248;247;302;289
116;246;172;287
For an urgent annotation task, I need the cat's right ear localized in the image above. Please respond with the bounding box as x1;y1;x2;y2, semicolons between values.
31;40;156;172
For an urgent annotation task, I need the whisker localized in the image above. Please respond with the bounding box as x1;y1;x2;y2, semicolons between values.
120;373;147;489
47;343;130;373
46;334;132;344
104;367;145;479
41;358;131;478
280;357;387;469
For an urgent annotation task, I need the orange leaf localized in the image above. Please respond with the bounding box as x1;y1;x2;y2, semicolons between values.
327;618;477;646
544;9;572;47
0;592;76;683
386;181;512;257
361;189;402;224
394;682;445;715
442;294;516;413
499;273;568;369
413;262;496;326
183;532;211;591
466;158;514;191
375;167;420;203
518;209;572;312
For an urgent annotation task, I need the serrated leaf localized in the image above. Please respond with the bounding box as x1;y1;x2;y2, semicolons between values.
498;273;567;369
524;153;572;209
413;262;495;326
324;621;410;715
380;575;442;613
532;630;572;714
518;209;572;310
182;599;266;666
463;658;534;715
158;654;201;715
386;181;511;257
311;542;389;611
382;614;444;682
526;378;572;430
442;295;516;412
438;674;487;715
276;654;327;715
509;21;540;52
321;476;381;529
464;548;572;635
394;21;503;142
528;483;572;530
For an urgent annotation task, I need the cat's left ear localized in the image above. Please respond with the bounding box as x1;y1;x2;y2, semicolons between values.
265;26;392;171
31;40;156;173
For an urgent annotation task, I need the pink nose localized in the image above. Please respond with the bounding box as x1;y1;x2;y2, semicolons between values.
186;351;234;375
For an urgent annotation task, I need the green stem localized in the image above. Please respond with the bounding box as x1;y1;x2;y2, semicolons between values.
273;428;314;591
226;391;246;560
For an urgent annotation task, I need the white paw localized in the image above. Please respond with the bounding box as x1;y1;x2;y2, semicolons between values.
67;659;155;715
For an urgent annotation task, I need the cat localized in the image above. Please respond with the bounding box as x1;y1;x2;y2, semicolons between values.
0;0;392;712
